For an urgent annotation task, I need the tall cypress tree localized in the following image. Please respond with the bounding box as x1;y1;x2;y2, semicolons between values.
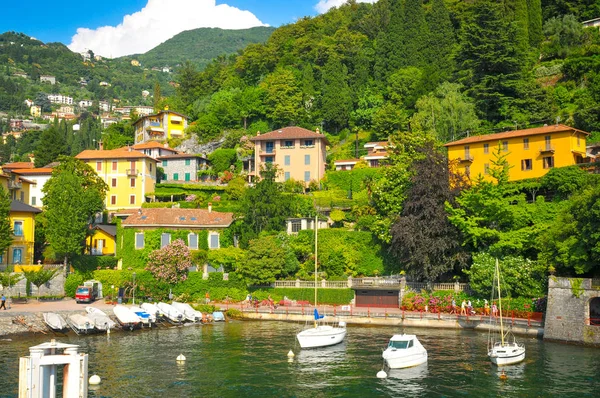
34;126;69;167
504;0;530;53
374;0;403;81
426;0;456;81
0;186;12;262
321;57;353;132
527;0;543;48
402;0;429;68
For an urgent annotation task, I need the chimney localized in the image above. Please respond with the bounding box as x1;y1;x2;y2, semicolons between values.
208;202;212;213
98;140;103;150
316;127;320;134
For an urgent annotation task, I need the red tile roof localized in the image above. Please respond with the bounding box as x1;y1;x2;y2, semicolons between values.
132;110;188;125
122;208;233;228
13;168;54;176
334;159;360;164
2;162;34;169
132;142;177;151
75;148;156;161
157;153;207;160
444;124;589;147
249;126;330;144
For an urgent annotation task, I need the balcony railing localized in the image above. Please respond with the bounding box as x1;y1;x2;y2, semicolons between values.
459;156;474;164
126;169;138;176
7;180;22;190
539;146;555;154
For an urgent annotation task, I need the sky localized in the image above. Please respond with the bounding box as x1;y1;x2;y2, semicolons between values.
1;0;376;58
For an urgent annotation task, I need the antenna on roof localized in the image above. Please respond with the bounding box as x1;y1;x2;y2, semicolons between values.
514;121;518;131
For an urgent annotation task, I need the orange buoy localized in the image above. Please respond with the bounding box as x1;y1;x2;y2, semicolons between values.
499;370;508;380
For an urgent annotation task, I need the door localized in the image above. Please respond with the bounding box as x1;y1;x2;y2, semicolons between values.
266;141;274;154
96;239;104;255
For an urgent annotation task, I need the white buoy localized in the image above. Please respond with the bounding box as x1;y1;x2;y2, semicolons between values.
89;375;101;385
287;350;295;358
176;354;186;362
376;370;387;379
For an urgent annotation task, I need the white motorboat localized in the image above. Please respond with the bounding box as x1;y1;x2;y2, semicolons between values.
382;334;428;369
157;302;185;324
130;305;156;326
42;312;69;332
171;301;203;322
140;303;162;321
212;311;225;322
296;215;347;349
67;314;95;335
113;304;142;330
85;306;116;331
488;259;526;366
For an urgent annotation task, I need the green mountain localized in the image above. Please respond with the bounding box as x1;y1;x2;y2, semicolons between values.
131;26;276;69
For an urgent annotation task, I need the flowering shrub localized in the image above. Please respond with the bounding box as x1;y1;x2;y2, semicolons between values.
146;239;191;284
220;171;234;183
185;194;197;202
212;195;221;202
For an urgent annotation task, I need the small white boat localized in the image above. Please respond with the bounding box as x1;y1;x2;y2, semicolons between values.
85;307;116;331
67;314;95;335
212;311;225;322
43;312;69;332
113;305;142;330
296;309;347;349
157;302;185;324
140;303;162;321
382;334;428;369
130;305;156;326
171;301;203;322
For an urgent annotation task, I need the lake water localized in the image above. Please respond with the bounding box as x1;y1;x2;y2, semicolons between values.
1;321;598;397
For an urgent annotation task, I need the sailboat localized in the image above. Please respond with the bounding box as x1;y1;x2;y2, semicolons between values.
296;215;347;349
487;259;526;366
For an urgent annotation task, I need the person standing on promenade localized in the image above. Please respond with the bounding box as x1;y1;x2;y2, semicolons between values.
205;291;210;304
0;294;6;310
460;299;466;315
451;298;457;314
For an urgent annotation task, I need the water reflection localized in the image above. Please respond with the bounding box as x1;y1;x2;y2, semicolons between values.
382;364;429;395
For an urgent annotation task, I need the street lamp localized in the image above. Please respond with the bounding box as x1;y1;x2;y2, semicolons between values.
132;272;136;305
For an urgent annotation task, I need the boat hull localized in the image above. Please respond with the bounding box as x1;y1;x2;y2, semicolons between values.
488;344;526;366
43;313;69;332
296;325;347;349
383;350;428;369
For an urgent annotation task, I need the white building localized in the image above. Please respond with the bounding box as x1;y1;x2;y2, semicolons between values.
40;75;56;85
134;106;154;116
79;100;93;108
132;142;179;159
99;101;110;112
141;90;150;98
47;94;73;105
13;167;54;208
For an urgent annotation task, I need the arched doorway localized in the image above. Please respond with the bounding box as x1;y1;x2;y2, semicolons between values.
589;297;600;326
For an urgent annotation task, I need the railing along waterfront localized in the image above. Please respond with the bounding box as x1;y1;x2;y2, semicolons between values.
271;278;470;292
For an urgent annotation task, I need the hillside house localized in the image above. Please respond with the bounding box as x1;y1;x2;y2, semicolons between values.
133;108;188;144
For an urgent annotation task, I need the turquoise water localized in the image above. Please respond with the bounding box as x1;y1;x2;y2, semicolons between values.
1;321;598;397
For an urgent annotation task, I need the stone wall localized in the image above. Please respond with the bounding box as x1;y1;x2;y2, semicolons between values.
544;277;600;347
1;270;65;298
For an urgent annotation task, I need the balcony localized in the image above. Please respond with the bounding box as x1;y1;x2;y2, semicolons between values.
8;180;22;190
539;146;555;154
126;169;138;176
260;149;276;156
459;156;474;164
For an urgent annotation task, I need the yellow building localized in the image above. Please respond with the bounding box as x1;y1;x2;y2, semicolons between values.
75;148;157;211
86;224;116;256
249;126;329;185
444;124;589;181
0;170;34;205
133;108;189;144
1;201;41;268
30;105;42;118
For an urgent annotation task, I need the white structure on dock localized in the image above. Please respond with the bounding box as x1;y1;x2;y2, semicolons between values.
19;339;88;398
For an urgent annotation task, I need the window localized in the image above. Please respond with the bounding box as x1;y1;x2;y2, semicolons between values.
304;171;310;182
188;233;198;250
112;161;118;171
12;248;22;264
111;195;117;205
185;173;191;181
523;138;529;150
20;192;24;202
209;233;220;249
150;163;153;172
13;221;23;236
284;155;290;166
502;141;508;152
577;134;581;146
545;135;551;150
164;174;168;180
130;161;136;171
266;141;274;154
521;159;532;171
483;143;489;154
284;171;290;181
130;178;136;187
484;163;490;175
465;165;471;177
129;195;136;205
543;156;554;169
305;154;311;165
173;173;179;181
161;233;171;248
185;159;191;166
464;145;470;159
111;178;117;187
265;156;274;164
96;161;102;171
283;140;294;148
304;139;314;147
291;220;302;233
135;233;144;249
32;197;36;206
162;160;168;166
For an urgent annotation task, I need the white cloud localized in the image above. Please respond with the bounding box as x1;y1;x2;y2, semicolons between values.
315;0;377;14
68;0;266;58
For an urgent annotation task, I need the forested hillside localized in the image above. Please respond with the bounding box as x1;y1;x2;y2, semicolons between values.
133;27;275;69
167;0;600;160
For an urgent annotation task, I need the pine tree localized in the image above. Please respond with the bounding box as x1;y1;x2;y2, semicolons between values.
34;126;69;167
0;186;12;261
402;0;429;68
153;81;162;113
321;57;353;132
426;0;456;81
527;0;543;48
504;0;530;53
374;0;403;81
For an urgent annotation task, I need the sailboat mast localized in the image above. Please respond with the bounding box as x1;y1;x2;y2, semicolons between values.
496;259;505;346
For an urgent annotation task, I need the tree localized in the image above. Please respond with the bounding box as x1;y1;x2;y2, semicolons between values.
42;157;108;272
321;57;352;132
102;121;134;150
527;0;543;48
402;0;429;68
207;247;246;273
146;239;191;284
259;67;302;126
389;142;469;281
0;185;12;260
34;125;69;168
207;149;237;174
238;235;286;285
22;266;60;300
0;269;22;290
426;0;456;80
153;81;162;113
